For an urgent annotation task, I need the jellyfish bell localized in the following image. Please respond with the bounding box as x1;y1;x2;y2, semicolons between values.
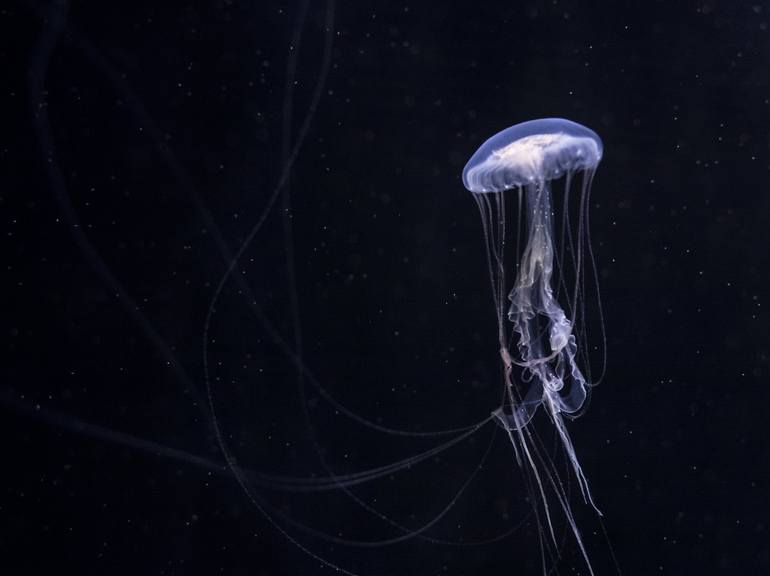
462;118;606;575
462;118;603;192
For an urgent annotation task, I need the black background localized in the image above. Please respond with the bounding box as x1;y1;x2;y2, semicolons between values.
2;1;769;575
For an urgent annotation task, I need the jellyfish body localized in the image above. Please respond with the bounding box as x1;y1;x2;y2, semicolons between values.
463;118;604;573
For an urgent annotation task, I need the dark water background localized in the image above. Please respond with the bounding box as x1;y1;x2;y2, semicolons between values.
2;1;769;574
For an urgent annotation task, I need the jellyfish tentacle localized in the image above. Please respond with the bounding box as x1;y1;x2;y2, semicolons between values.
506;181;590;424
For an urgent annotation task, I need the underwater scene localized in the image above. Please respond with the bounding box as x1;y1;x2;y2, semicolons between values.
2;1;769;574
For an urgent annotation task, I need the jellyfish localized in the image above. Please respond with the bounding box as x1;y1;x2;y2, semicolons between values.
462;118;606;572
